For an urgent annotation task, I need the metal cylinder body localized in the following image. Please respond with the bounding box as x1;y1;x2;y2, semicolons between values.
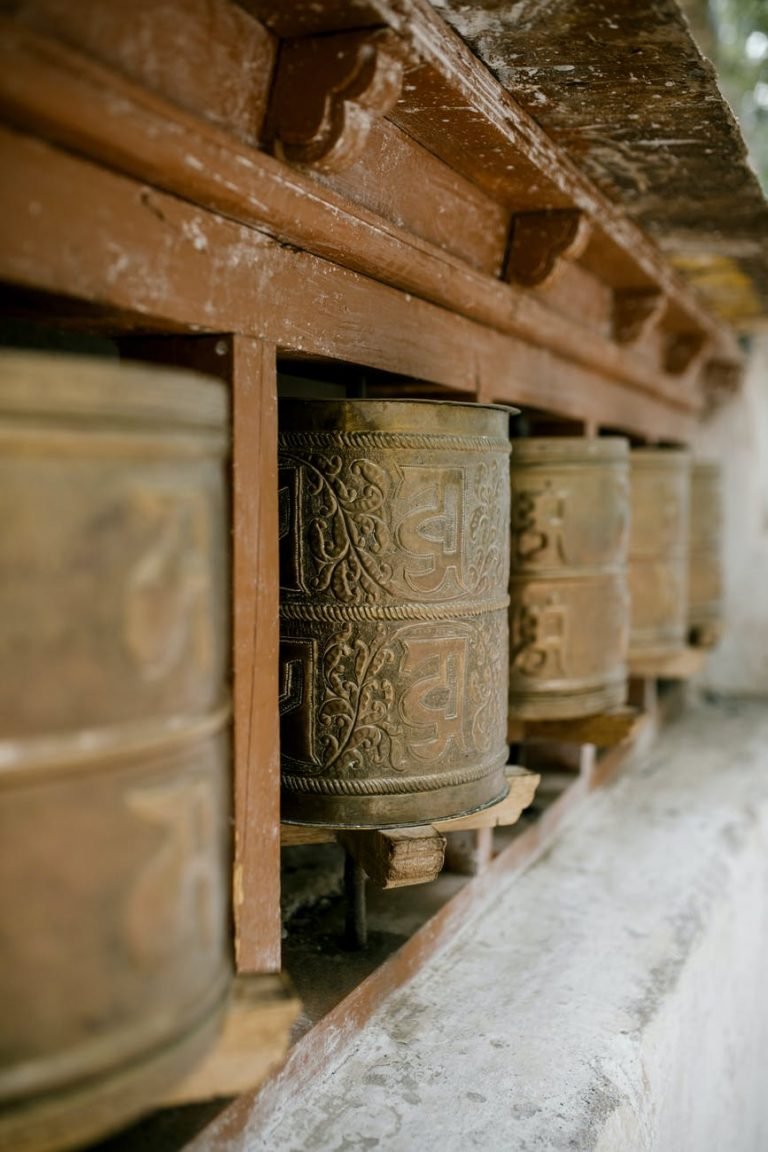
0;353;231;1152
628;448;691;663
688;461;723;647
278;399;511;828
507;438;629;719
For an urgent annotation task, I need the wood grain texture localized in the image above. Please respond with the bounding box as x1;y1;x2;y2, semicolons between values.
15;0;276;145
0;19;738;393
0;129;698;441
337;828;447;890
231;337;281;974
434;0;768;324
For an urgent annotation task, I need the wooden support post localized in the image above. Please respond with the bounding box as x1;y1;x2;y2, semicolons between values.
343;852;368;950
117;335;282;974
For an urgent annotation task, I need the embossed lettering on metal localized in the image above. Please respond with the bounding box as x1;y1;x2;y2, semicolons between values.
507;438;630;719
628;447;691;662
278;398;514;828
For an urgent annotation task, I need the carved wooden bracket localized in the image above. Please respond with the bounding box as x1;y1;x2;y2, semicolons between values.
268;30;404;172
504;210;591;288
664;331;709;375
612;288;666;344
702;358;742;409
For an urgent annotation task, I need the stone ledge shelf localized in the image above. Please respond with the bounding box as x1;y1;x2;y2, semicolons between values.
195;698;768;1151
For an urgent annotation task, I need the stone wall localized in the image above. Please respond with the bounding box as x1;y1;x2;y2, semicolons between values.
694;329;768;696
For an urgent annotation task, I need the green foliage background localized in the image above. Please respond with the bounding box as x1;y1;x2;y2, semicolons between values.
708;0;768;190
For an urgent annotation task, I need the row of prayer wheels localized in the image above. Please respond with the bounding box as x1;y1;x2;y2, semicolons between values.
278;398;724;829
0;358;723;1151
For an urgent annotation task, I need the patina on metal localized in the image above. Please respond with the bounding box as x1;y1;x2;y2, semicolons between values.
278;398;513;828
628;447;691;665
507;437;630;720
0;353;231;1152
688;461;724;648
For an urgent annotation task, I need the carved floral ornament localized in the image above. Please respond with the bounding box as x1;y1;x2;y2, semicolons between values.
278;436;510;606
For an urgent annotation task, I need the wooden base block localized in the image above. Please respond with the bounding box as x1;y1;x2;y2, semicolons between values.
162;974;301;1106
281;767;540;849
338;826;447;890
508;706;640;747
432;767;539;831
628;648;707;680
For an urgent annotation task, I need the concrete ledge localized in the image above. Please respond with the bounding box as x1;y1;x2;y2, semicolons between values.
199;699;768;1151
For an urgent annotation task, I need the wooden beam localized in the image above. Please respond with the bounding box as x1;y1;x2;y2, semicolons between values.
0;129;698;441
0;23;737;408
337;827;447;890
230;337;282;974
162;974;300;1105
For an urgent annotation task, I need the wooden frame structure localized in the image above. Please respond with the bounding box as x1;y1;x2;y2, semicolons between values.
0;0;743;1117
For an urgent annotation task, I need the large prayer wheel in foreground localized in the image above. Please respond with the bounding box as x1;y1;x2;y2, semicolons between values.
507;438;630;719
278;399;512;828
628;447;690;663
0;353;232;1152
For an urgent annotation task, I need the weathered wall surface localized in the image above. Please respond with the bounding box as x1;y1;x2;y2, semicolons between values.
197;701;768;1152
694;329;768;696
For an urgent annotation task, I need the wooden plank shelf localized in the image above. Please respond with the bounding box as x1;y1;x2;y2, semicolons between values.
161;974;301;1106
507;706;642;748
280;767;540;866
628;647;708;680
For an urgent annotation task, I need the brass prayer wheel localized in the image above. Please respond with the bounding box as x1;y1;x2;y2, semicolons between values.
0;353;231;1152
688;461;724;648
628;447;691;663
278;398;512;828
507;438;630;719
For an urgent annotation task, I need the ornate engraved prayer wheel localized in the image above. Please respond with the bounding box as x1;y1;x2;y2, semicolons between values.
688;461;724;648
278;398;512;828
0;353;231;1152
507;438;630;719
628;447;691;663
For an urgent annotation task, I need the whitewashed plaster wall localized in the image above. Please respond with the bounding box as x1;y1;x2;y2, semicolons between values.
694;329;768;696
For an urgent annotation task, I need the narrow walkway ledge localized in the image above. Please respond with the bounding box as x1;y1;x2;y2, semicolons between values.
195;699;768;1152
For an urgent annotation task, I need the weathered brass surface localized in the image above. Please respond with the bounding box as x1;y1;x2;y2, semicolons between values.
507;438;629;719
0;353;231;1152
688;461;723;648
278;399;512;828
628;447;691;664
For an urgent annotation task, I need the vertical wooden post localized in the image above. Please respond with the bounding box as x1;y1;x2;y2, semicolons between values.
231;336;281;973
119;334;282;973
